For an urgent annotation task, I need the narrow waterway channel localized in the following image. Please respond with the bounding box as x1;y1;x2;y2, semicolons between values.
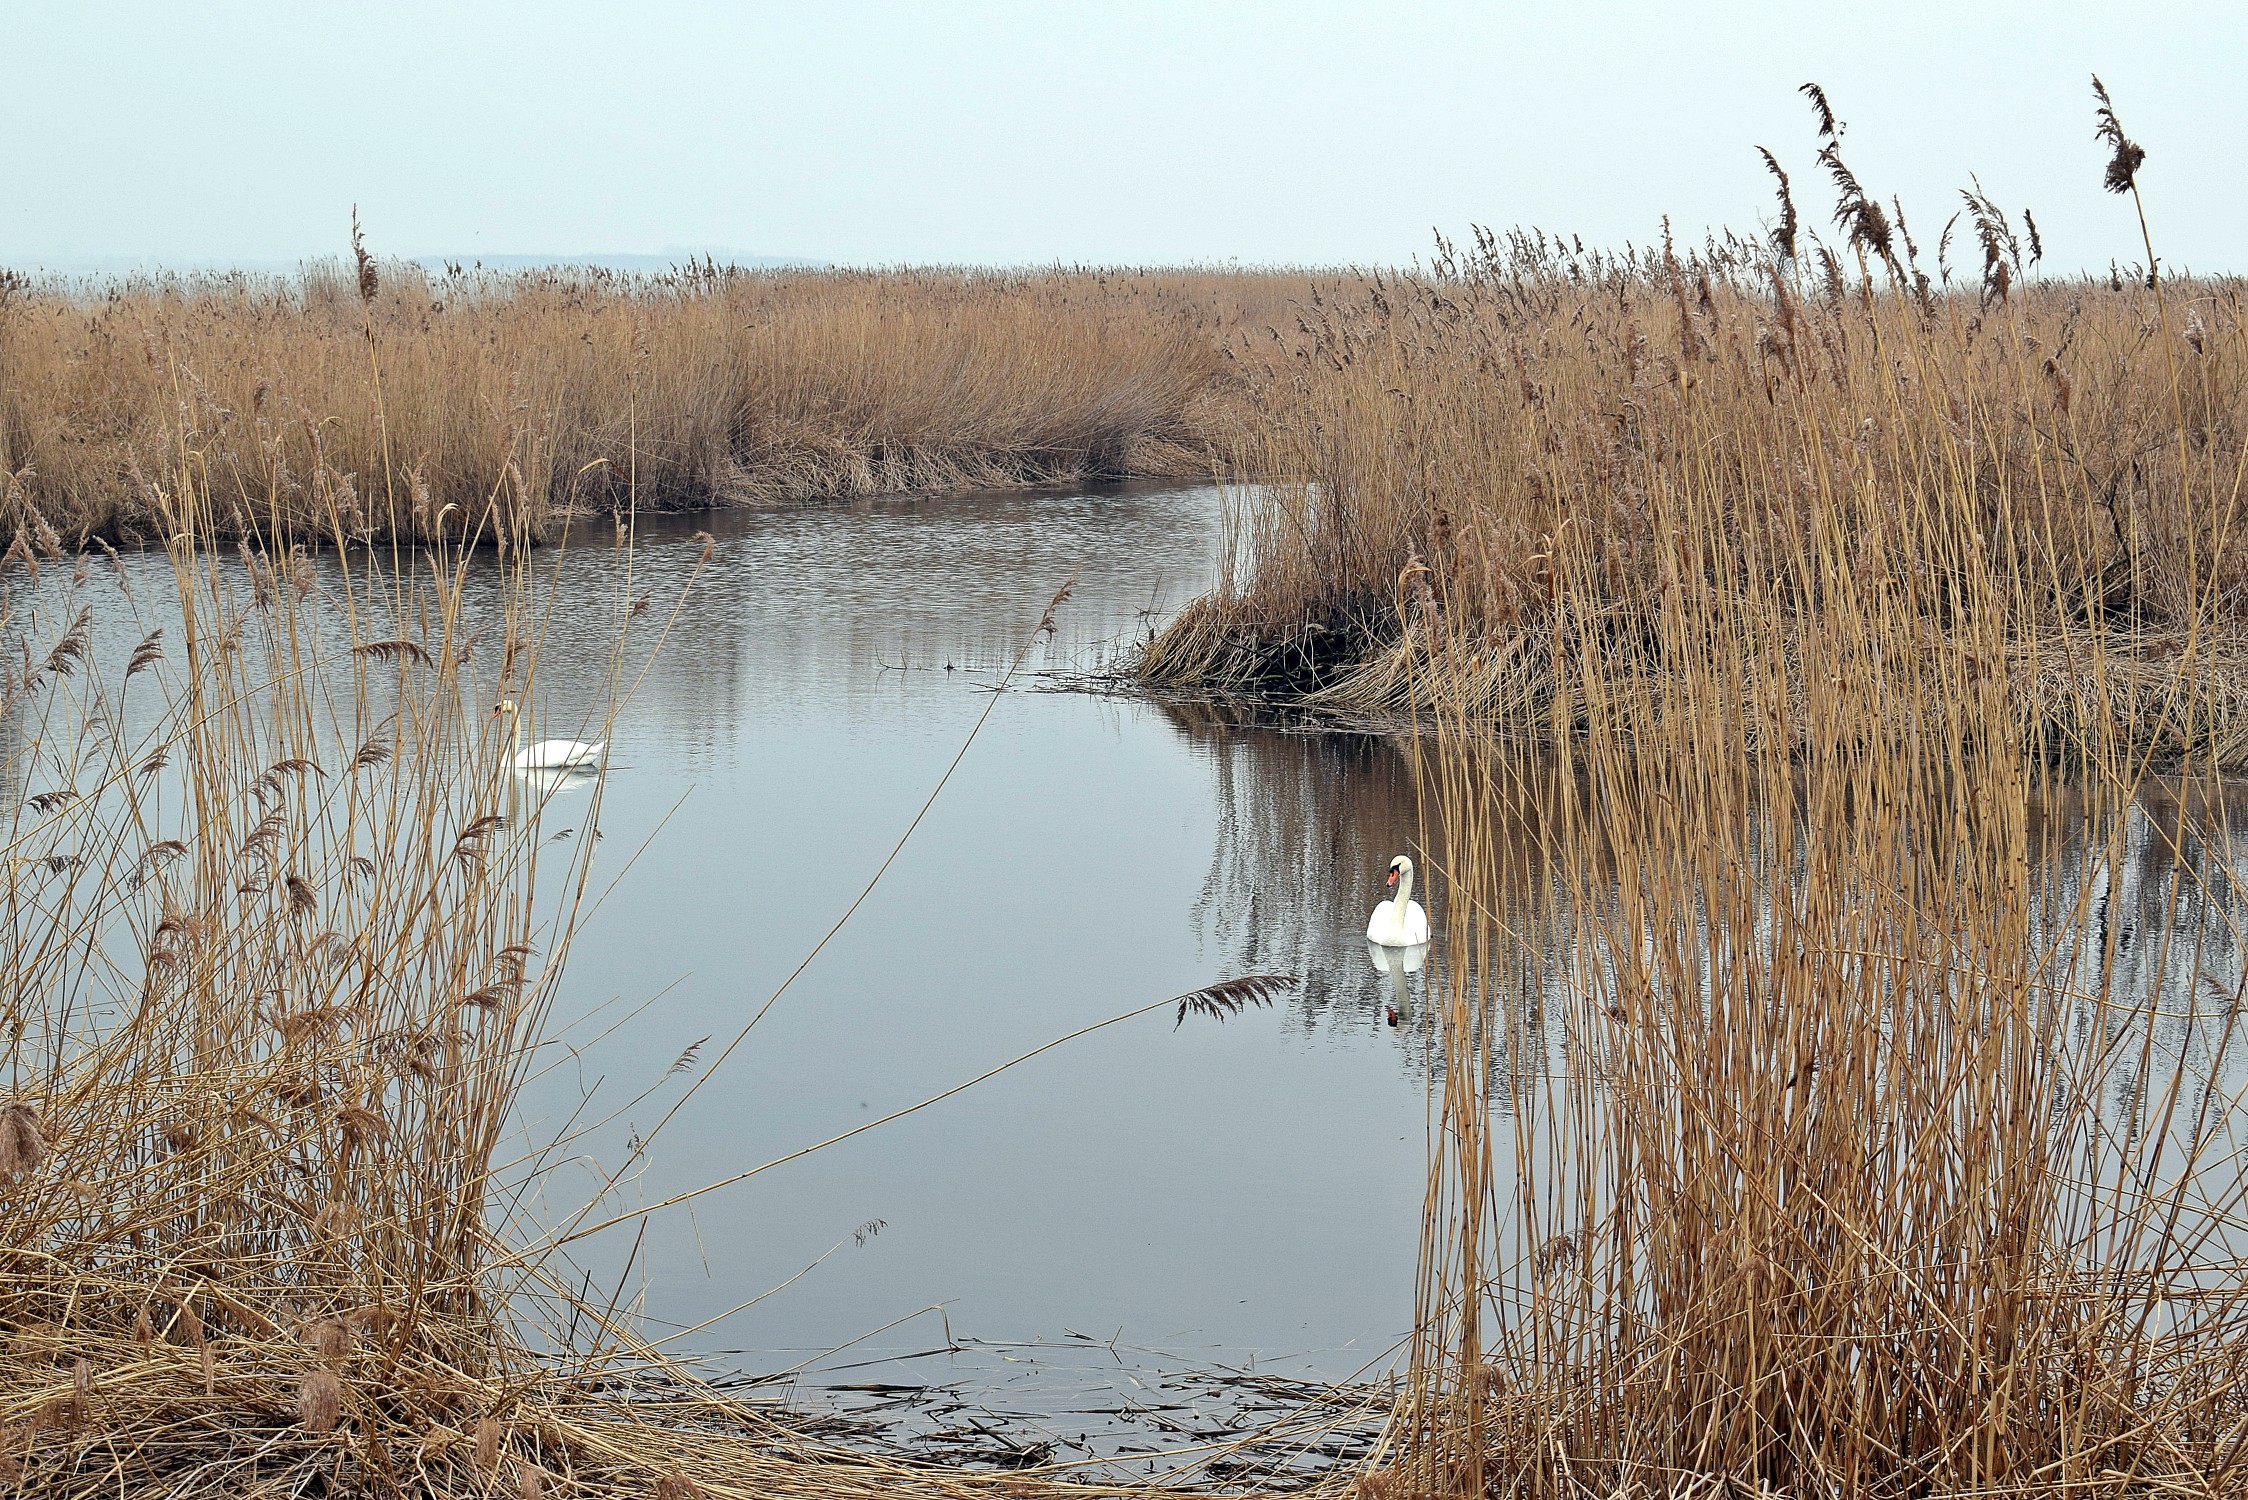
507;483;1438;1445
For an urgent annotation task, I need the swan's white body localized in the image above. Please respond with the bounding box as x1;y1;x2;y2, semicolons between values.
494;700;606;772
1367;854;1431;946
515;738;606;772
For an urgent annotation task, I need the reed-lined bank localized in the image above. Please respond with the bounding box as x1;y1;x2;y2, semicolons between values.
0;457;691;1492
0;262;1300;544
0;466;1268;1496
1348;85;2248;1500
1139;98;2247;769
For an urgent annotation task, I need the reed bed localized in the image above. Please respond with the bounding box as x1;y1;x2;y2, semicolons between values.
1383;456;2248;1500
0;443;642;1492
0;260;1292;543
1140;105;2246;773
14;68;2248;1500
0;446;1233;1495
1302;85;2248;1499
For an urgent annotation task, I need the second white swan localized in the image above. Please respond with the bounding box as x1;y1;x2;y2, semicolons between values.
493;700;606;772
1367;854;1431;946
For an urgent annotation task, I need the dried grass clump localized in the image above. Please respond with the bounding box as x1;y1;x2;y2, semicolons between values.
1141;88;2247;770
0;1102;45;1179
295;1370;345;1433
0;445;629;1490
0;265;1297;544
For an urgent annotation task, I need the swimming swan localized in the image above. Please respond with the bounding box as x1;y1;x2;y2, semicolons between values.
493;700;606;772
1366;854;1431;947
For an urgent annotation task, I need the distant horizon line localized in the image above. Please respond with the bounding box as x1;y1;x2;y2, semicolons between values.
3;248;2218;282
0;251;1403;281
4;249;831;274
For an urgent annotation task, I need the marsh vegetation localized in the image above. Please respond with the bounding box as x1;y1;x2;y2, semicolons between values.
1267;83;2248;1500
4;74;2247;1500
0;258;1290;542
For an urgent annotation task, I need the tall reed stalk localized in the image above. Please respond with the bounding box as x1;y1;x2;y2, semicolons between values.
0;405;660;1486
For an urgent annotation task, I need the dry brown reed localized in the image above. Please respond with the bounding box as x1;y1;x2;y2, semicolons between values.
0;425;646;1490
1140;131;2247;773
0;263;1293;544
1394;449;2248;1498
0;431;1230;1495
1291;85;2248;1500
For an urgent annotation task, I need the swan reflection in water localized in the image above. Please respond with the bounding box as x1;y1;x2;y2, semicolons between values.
1366;938;1429;976
1368;939;1430;1028
1366;852;1431;1028
511;762;602;804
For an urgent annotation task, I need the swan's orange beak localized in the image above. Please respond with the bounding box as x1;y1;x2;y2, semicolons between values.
1386;868;1399;887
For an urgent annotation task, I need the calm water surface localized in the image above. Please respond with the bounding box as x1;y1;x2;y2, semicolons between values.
507;484;1436;1397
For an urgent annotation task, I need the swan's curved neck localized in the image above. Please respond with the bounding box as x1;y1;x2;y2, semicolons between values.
1394;861;1415;913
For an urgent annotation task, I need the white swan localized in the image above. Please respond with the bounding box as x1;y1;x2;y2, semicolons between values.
493;700;606;772
1366;854;1431;946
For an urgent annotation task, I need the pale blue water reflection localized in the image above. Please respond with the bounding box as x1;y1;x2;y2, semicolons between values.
508;485;1438;1396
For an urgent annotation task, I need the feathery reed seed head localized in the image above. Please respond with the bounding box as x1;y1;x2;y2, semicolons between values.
475;1415;501;1471
0;1102;46;1179
308;1320;348;1360
1174;973;1299;1029
296;1369;345;1433
2092;75;2147;194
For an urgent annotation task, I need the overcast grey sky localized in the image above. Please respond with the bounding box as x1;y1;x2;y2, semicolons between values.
2;2;2237;273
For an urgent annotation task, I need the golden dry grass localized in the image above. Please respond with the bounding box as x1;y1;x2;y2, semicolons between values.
0;262;1306;544
1379;452;2248;1499
13;72;2248;1500
0;434;1354;1493
0;447;1257;1495
1141;217;2247;770
1276;87;2248;1500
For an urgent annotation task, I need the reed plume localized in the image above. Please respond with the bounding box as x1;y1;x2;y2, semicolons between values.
2093;74;2146;194
1173;973;1300;1028
1755;147;1798;263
